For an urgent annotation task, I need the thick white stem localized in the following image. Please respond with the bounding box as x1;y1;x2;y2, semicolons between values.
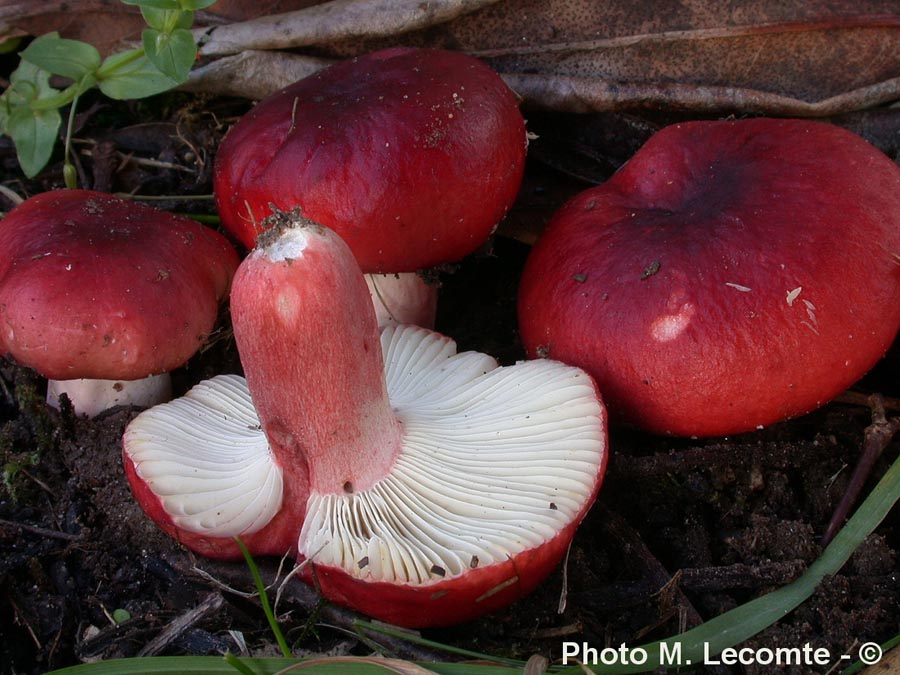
47;373;172;417
365;272;437;328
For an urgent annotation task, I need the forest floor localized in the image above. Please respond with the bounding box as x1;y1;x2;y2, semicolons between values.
0;90;897;675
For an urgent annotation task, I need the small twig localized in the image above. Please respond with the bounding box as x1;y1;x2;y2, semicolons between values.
822;393;900;545
593;506;707;629
835;389;900;413
47;625;64;667
514;622;583;640
273;553;316;619
0;184;25;205
175;555;449;662
590;505;732;675
680;559;806;593
7;595;42;649
557;539;572;613
174;117;206;172
137;591;226;657
98;601;117;627
0;517;80;542
0;372;14;406
117;152;198;173
79;147;197;173
577;559;807;606
825;639;860;675
190;564;258;599
17;468;56;496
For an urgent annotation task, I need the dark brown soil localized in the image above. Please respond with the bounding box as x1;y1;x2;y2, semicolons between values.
0;91;898;675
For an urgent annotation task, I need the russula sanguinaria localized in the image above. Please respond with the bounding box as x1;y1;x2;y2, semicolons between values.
123;212;606;626
213;47;527;327
518;118;900;437
0;190;239;417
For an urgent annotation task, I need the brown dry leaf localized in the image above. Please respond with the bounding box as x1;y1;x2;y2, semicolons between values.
859;642;900;674
3;0;898;115
523;653;550;675
188;50;334;100
189;0;900;115
0;1;142;54
195;0;503;56
0;0;324;55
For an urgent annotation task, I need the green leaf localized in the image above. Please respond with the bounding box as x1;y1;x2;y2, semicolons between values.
127;0;214;9
0;58;67;175
235;539;292;658
6;105;61;177
174;8;195;29
111;608;132;624
141;27;197;82
97;48;180;99
21;34;101;80
181;0;219;9
140;6;170;31
29;81;87;111
8;57;59;102
140;5;193;31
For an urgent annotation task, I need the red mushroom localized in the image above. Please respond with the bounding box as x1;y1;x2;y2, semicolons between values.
122;373;301;558
0;190;239;417
123;211;606;626
518;118;900;437
213;47;527;327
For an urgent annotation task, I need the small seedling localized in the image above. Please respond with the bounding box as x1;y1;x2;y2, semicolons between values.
111;608;132;625
0;0;217;183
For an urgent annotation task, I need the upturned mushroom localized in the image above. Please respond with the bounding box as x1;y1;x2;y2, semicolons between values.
0;190;239;417
123;211;606;626
213;47;527;327
518;118;900;437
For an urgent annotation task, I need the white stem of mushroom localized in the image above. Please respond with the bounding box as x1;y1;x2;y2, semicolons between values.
47;373;172;418
365;272;437;328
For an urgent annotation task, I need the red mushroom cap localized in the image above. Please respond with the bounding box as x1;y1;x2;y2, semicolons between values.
123;213;607;627
518;118;900;437
0;190;239;381
306;490;597;627
213;47;526;272
122;374;304;559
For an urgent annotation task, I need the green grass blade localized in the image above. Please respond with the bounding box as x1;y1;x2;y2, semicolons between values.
353;620;523;667
42;453;900;675
225;652;261;675
839;634;900;675
235;537;292;658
